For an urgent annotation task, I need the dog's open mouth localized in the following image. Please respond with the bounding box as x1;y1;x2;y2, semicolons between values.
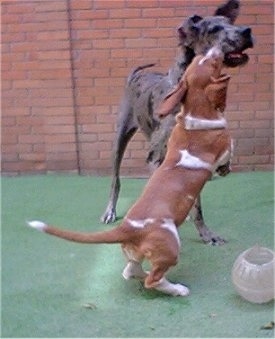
224;51;249;67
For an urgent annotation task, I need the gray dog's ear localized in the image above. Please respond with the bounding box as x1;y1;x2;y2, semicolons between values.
157;79;188;118
178;15;202;41
188;15;203;35
214;0;240;24
189;15;203;24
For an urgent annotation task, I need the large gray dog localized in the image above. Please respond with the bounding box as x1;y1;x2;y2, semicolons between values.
101;0;253;244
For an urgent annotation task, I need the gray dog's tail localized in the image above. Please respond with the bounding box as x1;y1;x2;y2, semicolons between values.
127;63;156;83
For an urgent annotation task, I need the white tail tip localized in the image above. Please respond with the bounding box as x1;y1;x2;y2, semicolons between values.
27;220;47;232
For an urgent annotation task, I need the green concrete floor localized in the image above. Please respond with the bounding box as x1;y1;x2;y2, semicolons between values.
2;172;274;338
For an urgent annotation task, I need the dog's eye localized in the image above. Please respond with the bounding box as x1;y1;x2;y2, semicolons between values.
210;25;223;34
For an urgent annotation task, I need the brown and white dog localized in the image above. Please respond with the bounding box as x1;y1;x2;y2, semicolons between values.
27;47;232;297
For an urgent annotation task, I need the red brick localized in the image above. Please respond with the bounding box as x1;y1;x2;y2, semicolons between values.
47;152;78;161
111;48;143;58
19;153;45;162
76;30;108;40
258;55;274;64
36;107;74;116
37;31;69;40
2;132;18;145
124;18;157;28
109;8;141;19
72;9;108;20
110;28;141;39
253;24;273;35
7;3;34;14
238;155;270;164
4;107;30;116
18;134;44;144
35;1;66;12
1;32;25;43
237;15;257;25
240;120;271;129
46;143;76;153
142;8;174;18
37;50;70;60
245;5;272;15
7;21;67;33
47;116;75;126
29;69;71;80
255;129;274;137
126;0;158;8
93;18;123;29
256;15;274;24
125;38;157;48
2;70;27;80
1;161;45;173
94;0;124;9
70;0;93;10
46;160;78;171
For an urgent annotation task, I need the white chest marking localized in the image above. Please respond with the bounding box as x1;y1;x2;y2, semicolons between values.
176;146;232;173
176;149;212;171
127;218;155;229
161;219;181;247
185;114;227;130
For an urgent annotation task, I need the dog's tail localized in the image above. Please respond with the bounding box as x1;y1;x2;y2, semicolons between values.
27;220;129;244
127;63;156;83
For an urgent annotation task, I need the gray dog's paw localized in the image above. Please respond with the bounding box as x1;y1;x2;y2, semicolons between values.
101;209;116;224
201;231;227;246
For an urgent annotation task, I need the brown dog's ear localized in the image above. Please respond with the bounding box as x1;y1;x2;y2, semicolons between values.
157;79;188;118
205;75;231;112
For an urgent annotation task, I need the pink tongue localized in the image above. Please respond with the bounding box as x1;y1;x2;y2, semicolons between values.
229;52;243;58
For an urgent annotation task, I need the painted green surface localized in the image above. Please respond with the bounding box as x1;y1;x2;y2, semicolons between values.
2;172;274;338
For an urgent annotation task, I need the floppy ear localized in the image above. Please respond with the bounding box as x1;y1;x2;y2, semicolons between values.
205;74;231;112
157;79;188;118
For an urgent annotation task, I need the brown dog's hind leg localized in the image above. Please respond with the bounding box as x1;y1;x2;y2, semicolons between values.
142;232;190;296
144;266;190;297
191;194;226;245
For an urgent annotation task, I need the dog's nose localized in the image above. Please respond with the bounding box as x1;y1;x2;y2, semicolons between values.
242;27;251;38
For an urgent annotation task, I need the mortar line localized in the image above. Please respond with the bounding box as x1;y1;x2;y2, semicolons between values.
66;0;81;175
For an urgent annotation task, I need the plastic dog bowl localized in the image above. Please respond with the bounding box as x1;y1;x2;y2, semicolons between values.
232;245;274;303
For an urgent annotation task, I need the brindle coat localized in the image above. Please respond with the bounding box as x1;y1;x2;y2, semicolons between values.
101;0;253;245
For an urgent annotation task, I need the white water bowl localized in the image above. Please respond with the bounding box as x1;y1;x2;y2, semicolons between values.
232;245;274;304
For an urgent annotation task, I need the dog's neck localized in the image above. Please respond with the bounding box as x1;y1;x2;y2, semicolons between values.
168;47;195;86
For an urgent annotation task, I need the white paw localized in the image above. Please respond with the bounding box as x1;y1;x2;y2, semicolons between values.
122;262;147;280
172;284;190;296
122;265;132;280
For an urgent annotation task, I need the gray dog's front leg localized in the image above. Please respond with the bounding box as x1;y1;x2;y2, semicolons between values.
191;194;226;245
101;98;138;224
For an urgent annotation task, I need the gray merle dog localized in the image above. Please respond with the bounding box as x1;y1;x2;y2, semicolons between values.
101;0;253;245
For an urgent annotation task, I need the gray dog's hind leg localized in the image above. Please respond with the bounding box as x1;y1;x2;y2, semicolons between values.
101;100;138;224
191;194;226;245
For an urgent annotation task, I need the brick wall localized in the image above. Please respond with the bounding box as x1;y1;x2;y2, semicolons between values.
1;0;274;175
